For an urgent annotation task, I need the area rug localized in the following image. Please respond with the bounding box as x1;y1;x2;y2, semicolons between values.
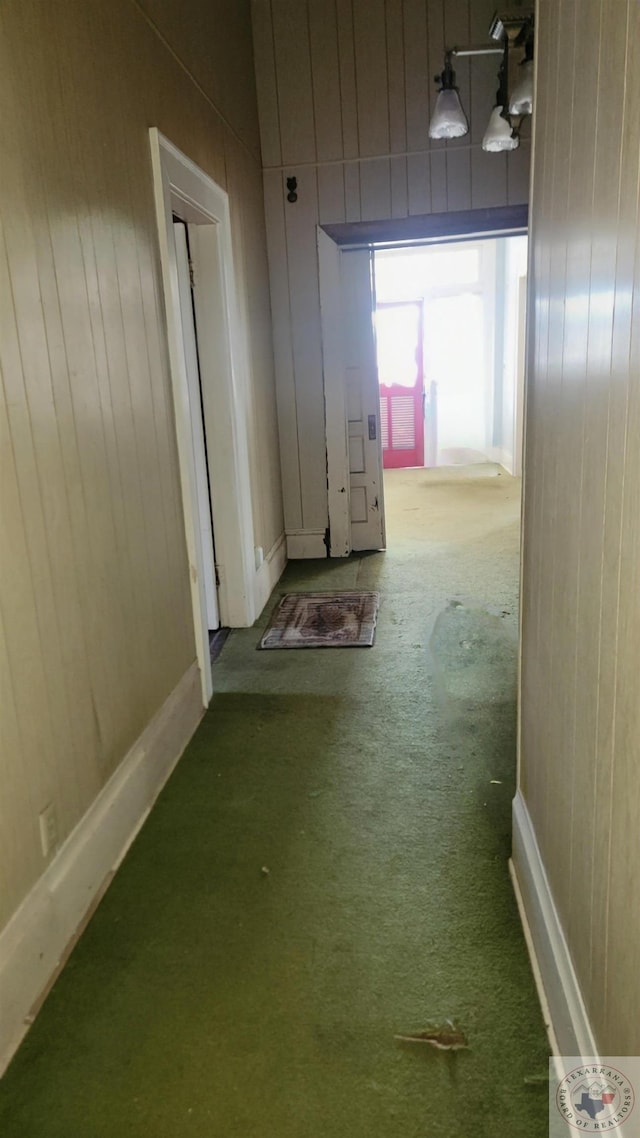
260;591;380;649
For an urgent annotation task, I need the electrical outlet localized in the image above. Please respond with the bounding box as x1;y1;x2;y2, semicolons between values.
39;804;58;859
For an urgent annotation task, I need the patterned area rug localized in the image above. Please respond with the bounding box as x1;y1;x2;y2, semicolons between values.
260;591;380;649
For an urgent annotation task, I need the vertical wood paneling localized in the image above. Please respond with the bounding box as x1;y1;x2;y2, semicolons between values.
589;0;635;1045
251;0;282;167
271;0;317;166
507;140;531;205
352;0;390;158
390;155;409;218
282;167;328;529
445;148;472;213
360;159;392;222
0;381;45;902
520;0;640;1055
471;150;507;210
263;169;303;529
538;0;577;947
308;0;344;163
0;0;284;933
0;203;100;818
336;0;360;160
385;0;406;154
407;153;431;216
344;162;362;221
318;164;346;224
429;150;447;214
602;0;640;1051
403;0;429;153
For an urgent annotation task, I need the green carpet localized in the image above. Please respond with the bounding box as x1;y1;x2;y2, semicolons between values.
0;466;549;1136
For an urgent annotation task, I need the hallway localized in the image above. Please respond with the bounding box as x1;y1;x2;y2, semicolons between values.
0;468;549;1137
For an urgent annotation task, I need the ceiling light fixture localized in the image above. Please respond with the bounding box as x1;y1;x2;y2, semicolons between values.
428;54;469;140
483;45;519;152
428;10;534;152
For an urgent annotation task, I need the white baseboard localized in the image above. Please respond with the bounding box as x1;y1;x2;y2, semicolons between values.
511;790;599;1058
486;445;514;474
254;533;287;617
286;528;327;559
500;449;515;475
0;663;203;1077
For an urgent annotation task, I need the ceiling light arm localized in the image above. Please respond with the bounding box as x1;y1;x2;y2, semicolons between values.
496;42;510;118
449;45;504;59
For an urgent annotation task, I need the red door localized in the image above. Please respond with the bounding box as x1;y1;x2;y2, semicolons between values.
376;301;424;469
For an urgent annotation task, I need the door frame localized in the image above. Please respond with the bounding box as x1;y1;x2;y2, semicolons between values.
150;129;256;705
172;219;219;632
320;207;528;552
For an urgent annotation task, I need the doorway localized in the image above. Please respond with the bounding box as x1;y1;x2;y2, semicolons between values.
318;210;529;558
172;219;220;637
374;236;528;476
150;129;257;706
373;235;528;540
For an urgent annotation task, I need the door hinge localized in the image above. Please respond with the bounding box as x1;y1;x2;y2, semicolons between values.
214;563;221;588
188;256;195;290
324;526;331;557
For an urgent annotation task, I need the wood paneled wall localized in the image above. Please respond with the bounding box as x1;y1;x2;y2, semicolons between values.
0;0;283;933
519;0;640;1052
252;0;531;538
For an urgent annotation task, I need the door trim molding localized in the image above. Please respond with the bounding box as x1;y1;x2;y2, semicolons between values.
317;227;351;558
149;129;257;703
511;790;599;1057
321;204;528;248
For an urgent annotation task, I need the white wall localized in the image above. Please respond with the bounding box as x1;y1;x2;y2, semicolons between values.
0;0;283;940
516;0;640;1054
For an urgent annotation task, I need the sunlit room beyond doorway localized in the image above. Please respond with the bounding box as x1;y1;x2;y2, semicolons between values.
374;234;527;538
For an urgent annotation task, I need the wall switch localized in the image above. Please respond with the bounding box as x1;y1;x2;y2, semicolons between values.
39;804;58;859
254;546;264;570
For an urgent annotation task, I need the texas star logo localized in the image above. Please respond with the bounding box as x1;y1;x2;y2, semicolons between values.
555;1065;635;1132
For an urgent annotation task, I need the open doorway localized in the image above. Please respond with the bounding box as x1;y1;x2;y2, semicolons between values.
318;208;529;559
372;235;528;540
150;129;258;705
374;236;527;474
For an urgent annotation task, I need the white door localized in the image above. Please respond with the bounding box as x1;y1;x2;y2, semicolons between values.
173;221;220;631
341;248;386;551
317;227;351;557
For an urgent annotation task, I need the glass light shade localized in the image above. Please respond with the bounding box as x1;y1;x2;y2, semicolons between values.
428;89;468;140
509;59;534;115
482;106;519;152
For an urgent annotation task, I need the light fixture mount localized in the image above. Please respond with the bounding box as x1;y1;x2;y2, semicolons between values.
429;9;534;151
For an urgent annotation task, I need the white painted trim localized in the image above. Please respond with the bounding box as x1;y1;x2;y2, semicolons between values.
486;445;514;473
500;450;515;476
511;791;599;1058
286;529;328;559
508;859;559;1057
254;533;287;616
0;664;203;1077
318;227;351;558
173;221;220;631
149;129;257;704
